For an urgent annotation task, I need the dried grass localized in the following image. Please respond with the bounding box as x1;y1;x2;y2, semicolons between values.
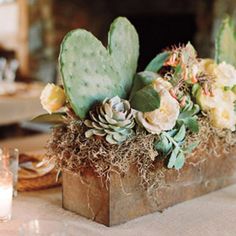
46;115;236;190
46;120;159;188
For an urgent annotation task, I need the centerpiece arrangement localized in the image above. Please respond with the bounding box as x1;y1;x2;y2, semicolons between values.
36;16;236;226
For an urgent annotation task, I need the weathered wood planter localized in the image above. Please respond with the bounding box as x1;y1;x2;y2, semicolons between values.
62;145;236;226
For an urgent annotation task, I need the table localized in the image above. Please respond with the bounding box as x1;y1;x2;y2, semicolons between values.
0;184;236;236
0;83;44;125
0;134;49;152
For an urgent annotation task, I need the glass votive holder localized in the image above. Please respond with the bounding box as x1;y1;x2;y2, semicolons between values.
0;148;19;197
0;169;13;222
18;220;67;236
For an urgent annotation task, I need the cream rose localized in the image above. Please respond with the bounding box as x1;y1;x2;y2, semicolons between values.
199;59;216;75
210;105;236;131
196;60;236;130
136;78;180;134
214;62;236;88
40;83;66;113
197;87;235;111
198;60;236;88
196;85;236;129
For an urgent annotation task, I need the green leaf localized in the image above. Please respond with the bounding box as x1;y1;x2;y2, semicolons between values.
182;100;193;112
130;84;160;112
167;129;178;137
232;85;236;94
224;86;231;91
145;51;170;72
173;125;186;142
183;141;200;153
215;16;236;67
32;113;66;123
167;147;179;169
178;104;200;119
129;71;158;99
174;152;185;170
192;83;201;97
177;99;200;133
154;134;172;154
174;64;182;77
181;42;196;65
183;116;199;133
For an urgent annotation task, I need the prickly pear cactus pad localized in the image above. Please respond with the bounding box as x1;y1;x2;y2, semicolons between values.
108;17;139;93
60;17;139;119
215;16;236;67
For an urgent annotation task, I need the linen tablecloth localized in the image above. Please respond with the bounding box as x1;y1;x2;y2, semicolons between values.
0;184;236;236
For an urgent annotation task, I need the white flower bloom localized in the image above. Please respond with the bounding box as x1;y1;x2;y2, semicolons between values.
197;85;236;130
195;60;236;130
214;62;236;87
198;58;216;75
197;87;235;111
210;105;236;131
136;78;180;134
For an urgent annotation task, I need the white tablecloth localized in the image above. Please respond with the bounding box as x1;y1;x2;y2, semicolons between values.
0;184;236;236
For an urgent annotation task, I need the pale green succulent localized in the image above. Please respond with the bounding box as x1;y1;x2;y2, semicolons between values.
84;96;135;144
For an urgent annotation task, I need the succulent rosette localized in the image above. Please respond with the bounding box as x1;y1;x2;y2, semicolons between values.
136;78;180;134
84;96;135;144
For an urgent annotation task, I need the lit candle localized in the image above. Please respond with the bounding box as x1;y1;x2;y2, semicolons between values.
0;170;13;222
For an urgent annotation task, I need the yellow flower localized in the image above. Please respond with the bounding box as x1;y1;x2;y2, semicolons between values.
196;86;236;130
199;60;236;88
40;83;66;113
197;87;235;111
199;58;216;75
136;78;180;134
210;105;236;131
194;59;236;130
196;88;217;111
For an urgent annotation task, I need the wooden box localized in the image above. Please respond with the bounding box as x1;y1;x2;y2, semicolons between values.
62;146;236;226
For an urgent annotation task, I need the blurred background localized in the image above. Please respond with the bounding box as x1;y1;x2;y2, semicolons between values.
0;0;235;144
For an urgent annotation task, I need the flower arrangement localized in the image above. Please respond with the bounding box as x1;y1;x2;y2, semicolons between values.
36;16;236;185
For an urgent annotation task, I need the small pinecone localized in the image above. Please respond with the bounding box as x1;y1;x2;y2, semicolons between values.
84;96;135;144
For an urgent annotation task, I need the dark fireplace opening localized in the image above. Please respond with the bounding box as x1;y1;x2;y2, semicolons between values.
128;14;197;71
52;1;202;72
